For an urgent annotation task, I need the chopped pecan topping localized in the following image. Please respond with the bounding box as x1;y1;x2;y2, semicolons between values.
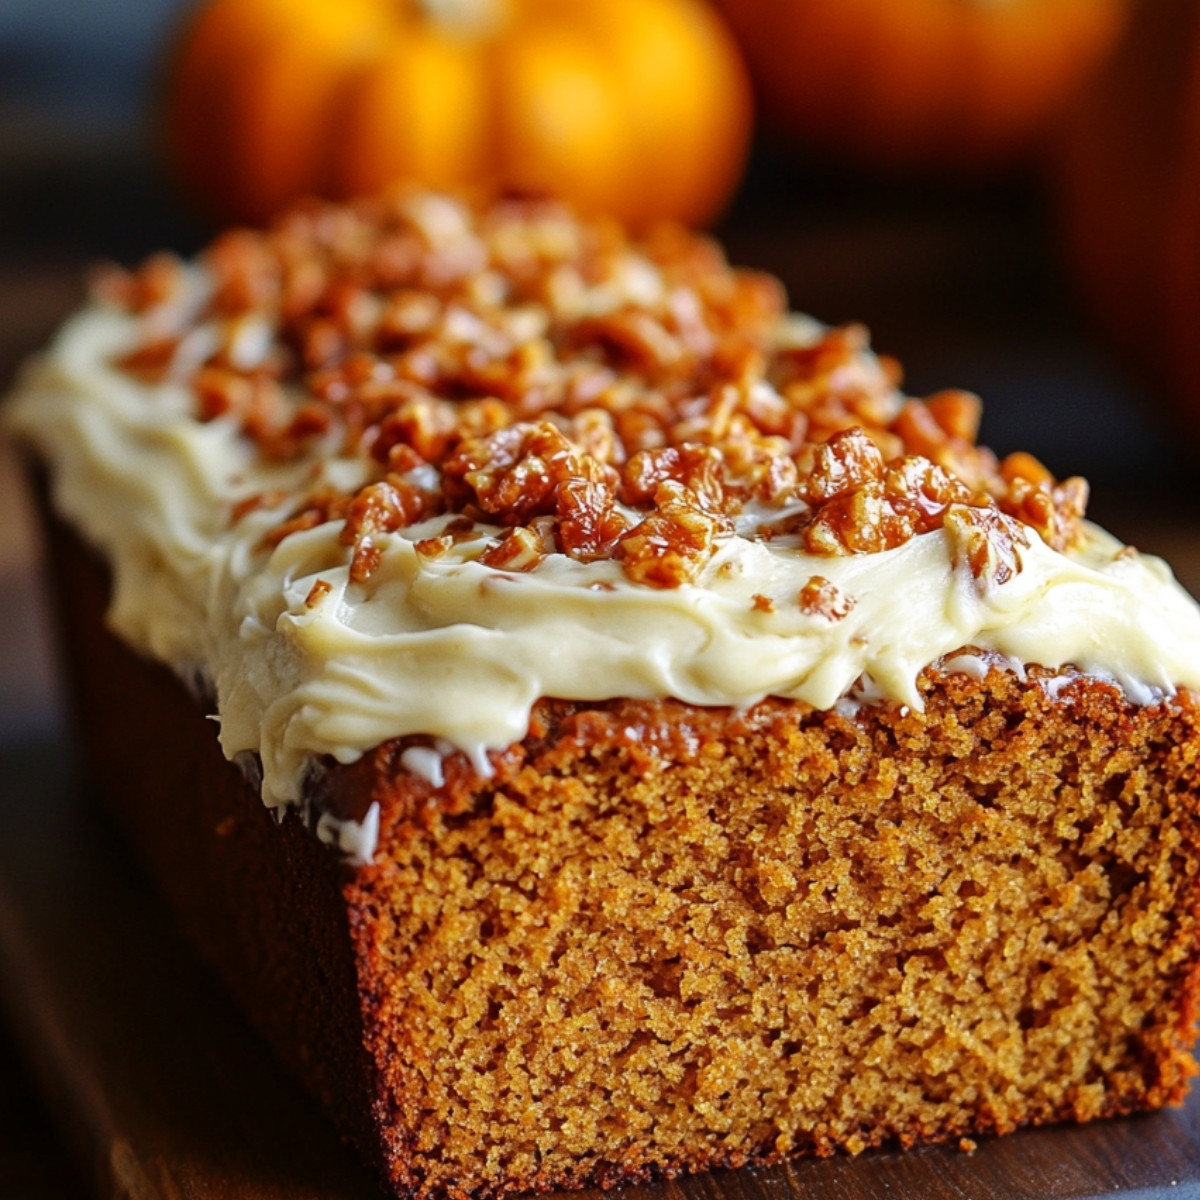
104;190;1090;586
334;477;435;579
94;254;186;313
801;427;885;504
349;538;383;584
445;422;593;522
944;505;1030;591
556;477;630;561
798;576;855;621
925;389;982;442
798;431;975;557
998;454;1089;550
621;444;727;513
615;481;730;587
340;479;429;545
114;336;181;383
480;519;556;572
304;578;333;608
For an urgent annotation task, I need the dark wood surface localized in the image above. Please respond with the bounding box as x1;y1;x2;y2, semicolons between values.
3;741;1200;1200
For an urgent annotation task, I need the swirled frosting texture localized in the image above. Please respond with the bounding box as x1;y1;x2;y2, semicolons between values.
11;301;1200;809
9;192;1200;811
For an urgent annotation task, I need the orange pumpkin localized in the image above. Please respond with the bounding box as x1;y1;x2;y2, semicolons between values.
1054;0;1200;439
713;0;1129;172
165;0;752;229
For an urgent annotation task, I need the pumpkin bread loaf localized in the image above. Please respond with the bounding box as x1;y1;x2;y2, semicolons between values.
11;190;1200;1198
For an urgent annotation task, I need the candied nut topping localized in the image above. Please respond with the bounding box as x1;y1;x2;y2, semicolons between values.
479;519;556;572
798;576;855;621
103;190;1090;586
304;578;333;608
944;505;1031;592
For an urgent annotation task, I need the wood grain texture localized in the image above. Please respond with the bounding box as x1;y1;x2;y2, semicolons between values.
1;743;1200;1200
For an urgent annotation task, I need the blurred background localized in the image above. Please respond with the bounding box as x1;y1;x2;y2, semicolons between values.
1;1;1199;1191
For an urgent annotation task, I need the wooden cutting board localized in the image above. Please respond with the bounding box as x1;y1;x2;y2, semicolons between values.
1;740;1199;1200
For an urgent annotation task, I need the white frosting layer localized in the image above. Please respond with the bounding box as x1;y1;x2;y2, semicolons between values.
12;304;1200;812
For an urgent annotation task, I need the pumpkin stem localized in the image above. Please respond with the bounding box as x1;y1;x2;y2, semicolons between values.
415;0;506;38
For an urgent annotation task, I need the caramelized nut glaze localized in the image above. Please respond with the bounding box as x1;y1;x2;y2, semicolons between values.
102;191;1086;587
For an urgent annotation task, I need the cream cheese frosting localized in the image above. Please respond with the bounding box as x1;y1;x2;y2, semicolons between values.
11;299;1200;821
